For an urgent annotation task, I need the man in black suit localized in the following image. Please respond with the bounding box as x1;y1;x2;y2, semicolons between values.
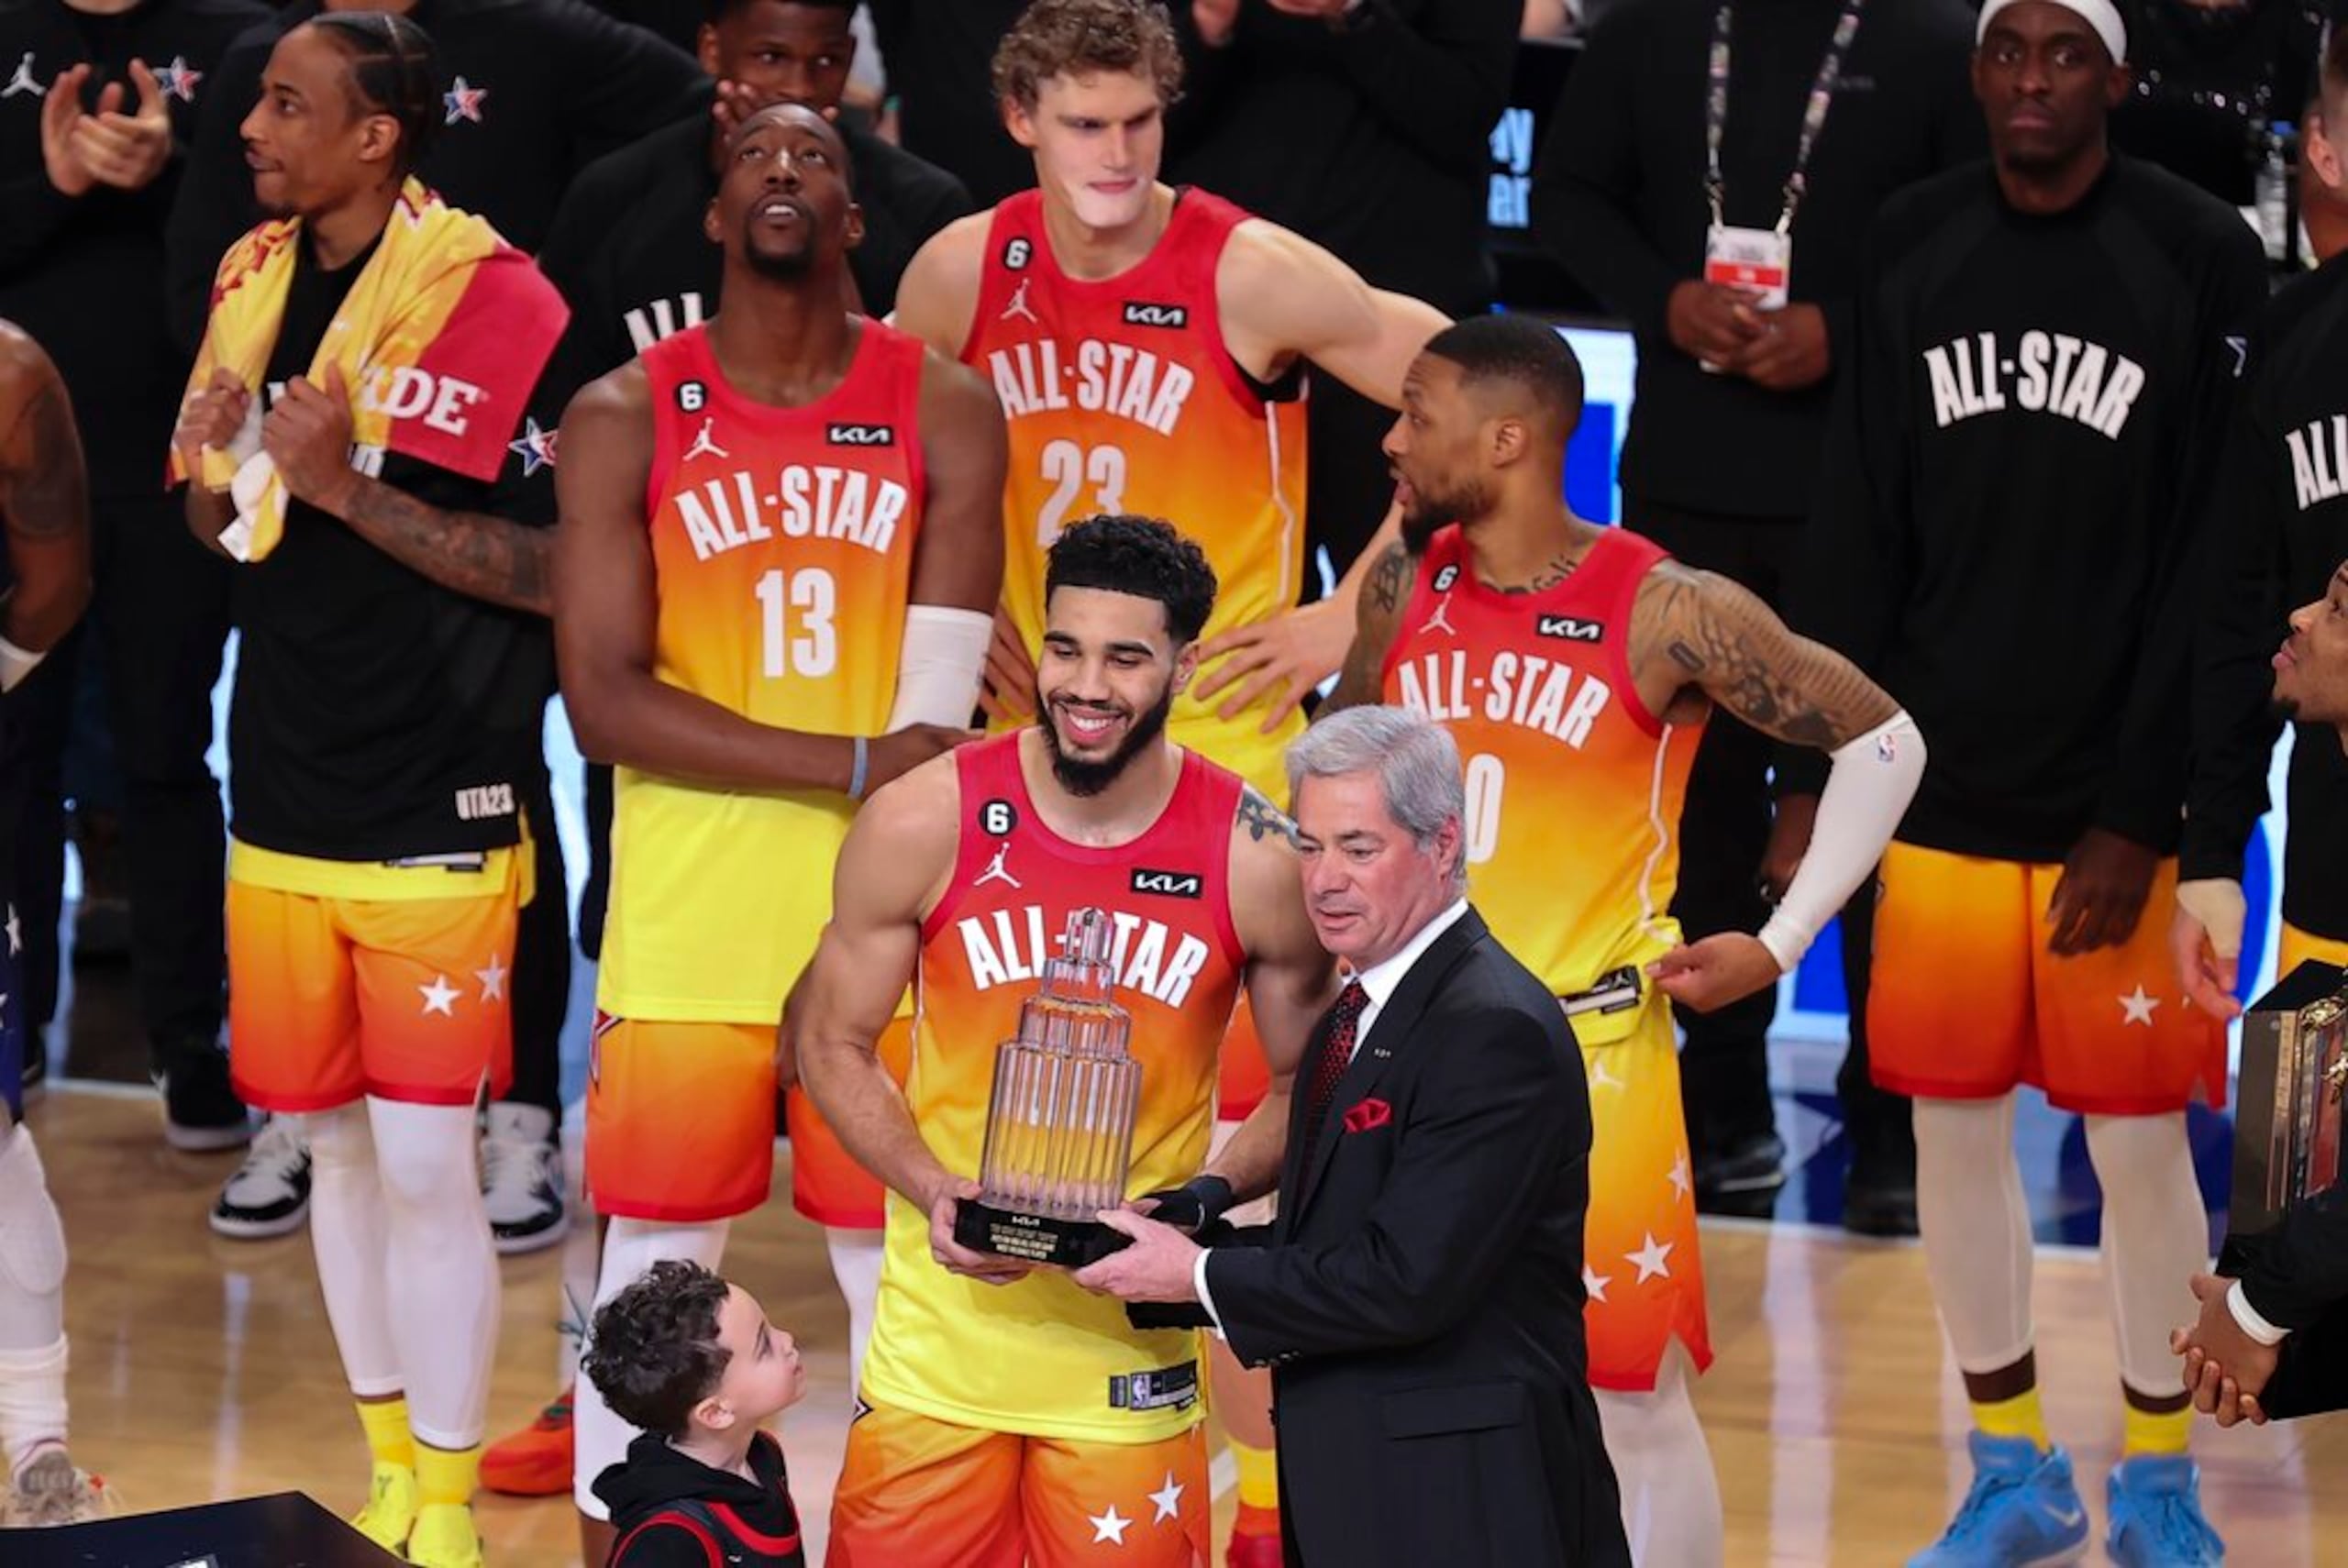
1077;703;1630;1567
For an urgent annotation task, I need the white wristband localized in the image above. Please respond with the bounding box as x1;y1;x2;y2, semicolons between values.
2226;1278;2290;1346
0;634;43;694
886;604;993;731
1757;710;1926;973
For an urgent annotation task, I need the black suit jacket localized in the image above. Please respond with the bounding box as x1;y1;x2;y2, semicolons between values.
1202;908;1629;1568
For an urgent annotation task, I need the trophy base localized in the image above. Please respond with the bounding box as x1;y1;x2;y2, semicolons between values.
954;1198;1132;1268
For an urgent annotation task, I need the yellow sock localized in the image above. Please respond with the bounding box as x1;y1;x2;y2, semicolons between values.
1233;1436;1279;1512
2123;1402;2191;1457
1971;1387;2051;1452
414;1442;482;1509
356;1398;415;1471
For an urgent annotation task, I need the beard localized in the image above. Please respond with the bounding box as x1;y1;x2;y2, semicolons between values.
744;237;815;280
1039;678;1177;798
1398;476;1489;551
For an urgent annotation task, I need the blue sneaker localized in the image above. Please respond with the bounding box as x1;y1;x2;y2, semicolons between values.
1909;1430;2091;1567
2107;1454;2224;1566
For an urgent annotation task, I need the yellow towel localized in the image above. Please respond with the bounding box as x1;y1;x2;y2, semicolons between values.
169;177;569;561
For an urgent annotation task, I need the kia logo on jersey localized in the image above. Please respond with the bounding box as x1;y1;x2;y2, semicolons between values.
1122;302;1190;330
1536;614;1604;643
1130;867;1202;900
826;423;896;447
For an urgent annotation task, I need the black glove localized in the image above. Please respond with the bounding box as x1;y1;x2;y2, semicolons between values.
1135;1174;1235;1233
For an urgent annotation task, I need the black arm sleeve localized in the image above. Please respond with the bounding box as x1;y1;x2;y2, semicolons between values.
2181;368;2287;883
1527;8;1679;343
1203;1006;1580;1364
2096;228;2271;849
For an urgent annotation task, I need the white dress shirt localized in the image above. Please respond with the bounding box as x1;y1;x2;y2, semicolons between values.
1192;900;1472;1327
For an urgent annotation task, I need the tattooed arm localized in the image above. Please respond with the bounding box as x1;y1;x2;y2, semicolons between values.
1326;539;1419;712
1632;559;1898;747
0;327;92;657
1634;562;1921;1013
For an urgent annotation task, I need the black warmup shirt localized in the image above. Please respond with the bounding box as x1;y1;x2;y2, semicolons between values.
1786;155;2268;863
2184;257;2348;937
1531;0;1980;521
229;236;556;861
2111;0;2322;207
534;109;969;405
164;0;703;351
0;0;268;495
1167;0;1520;315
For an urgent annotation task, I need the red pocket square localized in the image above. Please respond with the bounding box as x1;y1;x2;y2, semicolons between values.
1342;1098;1392;1133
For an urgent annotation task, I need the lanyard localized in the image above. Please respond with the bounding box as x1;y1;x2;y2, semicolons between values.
1705;0;1866;236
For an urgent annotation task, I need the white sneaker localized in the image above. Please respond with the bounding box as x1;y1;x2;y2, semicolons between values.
482;1102;567;1255
209;1115;311;1239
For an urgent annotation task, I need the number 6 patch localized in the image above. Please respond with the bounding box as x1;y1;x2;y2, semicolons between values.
980;799;1018;836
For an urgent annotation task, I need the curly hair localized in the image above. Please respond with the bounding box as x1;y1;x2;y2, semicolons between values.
580;1261;733;1441
1045;513;1218;645
991;0;1183;113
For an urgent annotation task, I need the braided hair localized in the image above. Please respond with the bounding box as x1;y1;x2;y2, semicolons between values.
305;12;441;178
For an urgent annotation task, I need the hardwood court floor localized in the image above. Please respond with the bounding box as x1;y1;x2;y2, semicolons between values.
28;1086;2348;1565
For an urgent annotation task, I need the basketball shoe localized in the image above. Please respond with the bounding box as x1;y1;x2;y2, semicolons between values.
481;1386;574;1496
352;1460;417;1554
2107;1454;2224;1567
1909;1430;2089;1566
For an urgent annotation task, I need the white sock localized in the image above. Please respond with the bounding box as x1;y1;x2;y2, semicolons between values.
1915;1094;2037;1374
1594;1344;1722;1568
370;1098;498;1451
557;1098;595;1391
2084;1113;2207;1399
571;1216;729;1517
826;1226;883;1396
307;1106;403;1398
0;1122;69;1481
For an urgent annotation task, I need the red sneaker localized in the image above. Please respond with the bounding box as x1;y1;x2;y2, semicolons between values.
1228;1503;1282;1568
480;1387;573;1497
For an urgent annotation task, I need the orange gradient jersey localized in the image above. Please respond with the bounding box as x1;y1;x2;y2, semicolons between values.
861;734;1247;1442
1381;527;1702;1041
961;189;1311;796
599;321;927;1022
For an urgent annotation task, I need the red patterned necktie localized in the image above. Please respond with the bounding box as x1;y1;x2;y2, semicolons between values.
1297;980;1369;1177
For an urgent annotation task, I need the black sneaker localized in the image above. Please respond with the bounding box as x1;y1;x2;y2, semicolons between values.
1692;1132;1787;1218
1843;1139;1921;1238
482;1103;567;1255
154;1039;253;1153
210;1116;311;1238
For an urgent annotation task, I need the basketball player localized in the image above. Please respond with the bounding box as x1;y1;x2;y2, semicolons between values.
790;514;1337;1566
892;6;1444;1534
172;17;570;1568
0;322;102;1528
1326;315;1922;1565
2174;28;2348;1024
552;102;1005;1562
1781;3;2265;1562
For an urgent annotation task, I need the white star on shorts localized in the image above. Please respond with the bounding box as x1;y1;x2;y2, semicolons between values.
475;954;508;1002
1088;1504;1132;1545
419;975;460;1017
1626;1232;1674;1284
1148;1471;1184;1523
1582;1264;1612;1304
2119;985;2161;1027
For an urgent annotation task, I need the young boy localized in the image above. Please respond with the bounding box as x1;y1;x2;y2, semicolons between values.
581;1262;807;1567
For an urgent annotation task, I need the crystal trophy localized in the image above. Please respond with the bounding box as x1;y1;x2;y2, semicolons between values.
2221;959;2348;1265
952;907;1141;1268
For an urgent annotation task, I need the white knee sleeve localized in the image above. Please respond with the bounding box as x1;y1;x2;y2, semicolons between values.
2084;1113;2206;1399
572;1216;729;1517
826;1226;883;1397
307;1107;402;1397
368;1099;497;1451
0;1128;66;1348
1594;1346;1722;1568
1915;1094;2036;1374
0;1335;68;1480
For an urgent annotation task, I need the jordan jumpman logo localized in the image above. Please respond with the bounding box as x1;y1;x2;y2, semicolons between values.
1000;280;1038;326
4;54;45;99
973;844;1022;889
1418;592;1459;637
684;416;727;462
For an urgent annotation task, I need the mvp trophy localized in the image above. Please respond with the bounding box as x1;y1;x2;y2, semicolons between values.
2221;958;2348;1270
953;907;1141;1268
